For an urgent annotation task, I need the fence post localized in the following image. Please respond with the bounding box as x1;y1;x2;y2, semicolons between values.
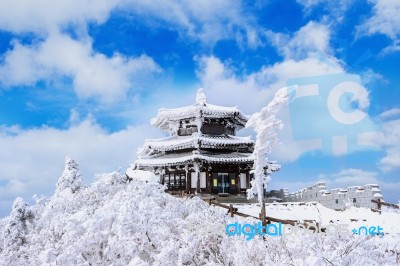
229;204;234;217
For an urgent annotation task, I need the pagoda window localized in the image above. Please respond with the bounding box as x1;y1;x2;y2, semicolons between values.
200;172;206;188
175;174;180;190
190;172;197;189
170;175;175;190
165;174;171;190
240;173;247;189
171;173;185;191
202;124;225;135
178;126;198;136
178;173;186;190
190;172;206;189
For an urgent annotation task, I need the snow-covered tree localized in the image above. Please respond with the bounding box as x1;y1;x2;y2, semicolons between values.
0;157;399;265
246;86;294;204
55;156;83;194
1;197;33;260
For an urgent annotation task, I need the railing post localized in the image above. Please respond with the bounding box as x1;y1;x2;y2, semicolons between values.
229;204;234;217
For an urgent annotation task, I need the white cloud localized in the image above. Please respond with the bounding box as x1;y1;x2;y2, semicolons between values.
0;33;160;103
296;0;323;10
359;0;400;39
0;0;258;48
0;0;259;104
195;56;275;114
0;0;119;33
355;113;400;172
326;168;379;187
357;0;400;53
320;168;400;202
266;21;331;59
196;53;346;162
376;119;400;172
124;0;259;47
195;19;382;163
195;54;343;113
381;108;400;119
269;168;400;203
296;0;354;23
0;118;163;217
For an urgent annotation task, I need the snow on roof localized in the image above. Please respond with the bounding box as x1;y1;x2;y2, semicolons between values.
196;88;207;105
125;168;158;182
365;184;379;187
135;151;255;167
150;89;248;131
267;196;282;200
141;134;254;153
371;187;381;192
373;193;383;198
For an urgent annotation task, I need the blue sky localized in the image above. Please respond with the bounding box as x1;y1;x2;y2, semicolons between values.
0;0;399;216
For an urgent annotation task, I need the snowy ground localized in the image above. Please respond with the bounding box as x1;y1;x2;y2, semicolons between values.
0;160;399;265
237;202;400;235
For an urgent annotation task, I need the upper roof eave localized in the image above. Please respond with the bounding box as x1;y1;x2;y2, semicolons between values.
151;103;249;130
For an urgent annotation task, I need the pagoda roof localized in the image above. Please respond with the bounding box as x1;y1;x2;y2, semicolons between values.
135;150;255;167
140;134;254;153
150;89;249;131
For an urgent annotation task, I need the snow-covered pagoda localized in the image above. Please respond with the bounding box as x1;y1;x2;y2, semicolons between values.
134;88;255;195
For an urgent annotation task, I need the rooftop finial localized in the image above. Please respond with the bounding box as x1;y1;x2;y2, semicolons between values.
196;88;207;105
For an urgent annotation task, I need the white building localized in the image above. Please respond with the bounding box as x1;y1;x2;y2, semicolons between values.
285;182;383;210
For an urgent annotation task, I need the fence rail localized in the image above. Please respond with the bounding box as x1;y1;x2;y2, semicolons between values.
206;199;325;232
371;199;399;210
201;198;399;233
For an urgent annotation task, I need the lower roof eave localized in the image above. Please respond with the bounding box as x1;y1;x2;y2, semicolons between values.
135;157;254;168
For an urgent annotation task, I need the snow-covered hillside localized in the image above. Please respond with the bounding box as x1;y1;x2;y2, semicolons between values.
1;157;399;265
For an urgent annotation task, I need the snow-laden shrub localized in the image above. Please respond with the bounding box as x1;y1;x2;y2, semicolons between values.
0;157;399;265
0;197;34;264
55;156;83;195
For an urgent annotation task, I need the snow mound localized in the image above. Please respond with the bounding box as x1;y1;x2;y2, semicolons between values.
125;167;158;182
0;158;399;265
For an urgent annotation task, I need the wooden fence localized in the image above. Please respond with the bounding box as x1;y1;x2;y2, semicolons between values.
204;198;399;234
371;199;399;214
205;198;324;232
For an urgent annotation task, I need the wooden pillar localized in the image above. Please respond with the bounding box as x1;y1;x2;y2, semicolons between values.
185;165;190;194
207;167;212;194
186;172;190;194
261;183;266;231
236;166;240;194
246;170;250;189
197;171;200;193
195;163;200;193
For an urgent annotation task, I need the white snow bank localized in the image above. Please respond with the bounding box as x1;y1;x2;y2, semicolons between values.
237;202;400;236
125;167;158;182
0;158;399;265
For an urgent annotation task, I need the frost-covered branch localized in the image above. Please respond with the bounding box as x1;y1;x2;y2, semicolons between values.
246;86;295;204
